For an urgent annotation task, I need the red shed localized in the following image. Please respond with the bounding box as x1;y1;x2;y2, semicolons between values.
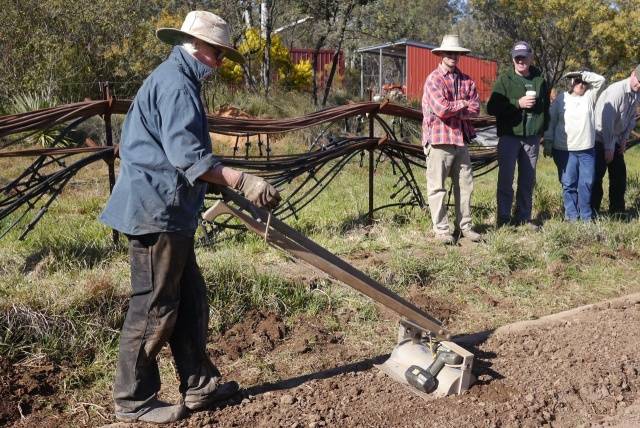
289;48;345;88
356;39;497;102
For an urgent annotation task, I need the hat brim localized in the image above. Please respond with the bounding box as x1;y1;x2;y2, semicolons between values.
156;28;245;64
511;51;533;58
432;47;470;54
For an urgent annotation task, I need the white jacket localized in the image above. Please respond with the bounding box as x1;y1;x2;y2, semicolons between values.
544;71;606;151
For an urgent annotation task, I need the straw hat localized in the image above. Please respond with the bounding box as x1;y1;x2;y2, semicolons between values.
156;11;244;64
431;35;470;54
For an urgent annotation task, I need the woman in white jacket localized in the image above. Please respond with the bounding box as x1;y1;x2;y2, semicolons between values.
544;71;606;221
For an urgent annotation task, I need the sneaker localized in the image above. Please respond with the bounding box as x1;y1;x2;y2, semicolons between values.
459;228;483;242
434;233;455;245
116;400;187;424
184;381;240;412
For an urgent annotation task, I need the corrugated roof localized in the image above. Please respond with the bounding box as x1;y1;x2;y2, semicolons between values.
356;38;493;61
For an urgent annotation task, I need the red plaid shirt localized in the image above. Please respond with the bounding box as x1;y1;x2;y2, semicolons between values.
422;64;480;147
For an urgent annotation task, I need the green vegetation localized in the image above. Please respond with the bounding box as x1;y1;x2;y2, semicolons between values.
3;0;638;109
2;122;640;397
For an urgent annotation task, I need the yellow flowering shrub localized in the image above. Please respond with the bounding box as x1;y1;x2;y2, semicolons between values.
220;28;313;91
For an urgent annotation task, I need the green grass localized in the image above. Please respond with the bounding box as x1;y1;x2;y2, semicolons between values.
2;111;640;396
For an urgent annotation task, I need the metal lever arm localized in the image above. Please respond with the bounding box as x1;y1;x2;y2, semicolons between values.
203;188;450;340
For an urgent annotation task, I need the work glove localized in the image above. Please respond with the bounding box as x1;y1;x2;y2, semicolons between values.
234;172;281;210
543;140;553;158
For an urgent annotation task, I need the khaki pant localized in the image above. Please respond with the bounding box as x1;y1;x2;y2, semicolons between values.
425;144;474;235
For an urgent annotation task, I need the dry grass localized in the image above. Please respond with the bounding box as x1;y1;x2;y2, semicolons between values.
2;113;640;396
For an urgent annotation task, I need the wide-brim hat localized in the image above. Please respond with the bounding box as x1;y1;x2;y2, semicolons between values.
156;11;245;64
431;34;470;54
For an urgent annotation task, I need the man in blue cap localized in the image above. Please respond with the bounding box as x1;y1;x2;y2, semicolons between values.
488;41;550;230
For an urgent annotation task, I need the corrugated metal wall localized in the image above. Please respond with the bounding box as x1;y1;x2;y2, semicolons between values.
406;45;497;102
289;48;345;87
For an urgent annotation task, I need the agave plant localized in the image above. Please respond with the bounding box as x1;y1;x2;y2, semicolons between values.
8;92;80;148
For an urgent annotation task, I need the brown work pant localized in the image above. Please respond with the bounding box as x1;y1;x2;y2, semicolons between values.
113;232;219;417
425;144;474;235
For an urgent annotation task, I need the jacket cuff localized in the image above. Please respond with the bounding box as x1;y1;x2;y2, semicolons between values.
510;97;521;110
183;153;221;186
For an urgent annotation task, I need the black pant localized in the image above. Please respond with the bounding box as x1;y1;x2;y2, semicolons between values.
113;233;219;416
592;141;626;214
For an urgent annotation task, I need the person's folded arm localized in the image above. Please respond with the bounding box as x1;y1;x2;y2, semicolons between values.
424;76;468;119
459;80;480;119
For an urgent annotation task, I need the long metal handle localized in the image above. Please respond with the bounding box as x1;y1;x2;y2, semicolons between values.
203;188;450;340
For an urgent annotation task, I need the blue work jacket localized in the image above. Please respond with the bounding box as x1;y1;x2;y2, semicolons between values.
100;47;221;236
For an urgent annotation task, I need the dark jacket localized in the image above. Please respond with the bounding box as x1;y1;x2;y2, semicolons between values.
100;46;221;236
487;66;550;137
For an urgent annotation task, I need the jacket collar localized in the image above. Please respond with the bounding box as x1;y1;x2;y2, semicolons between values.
170;46;213;83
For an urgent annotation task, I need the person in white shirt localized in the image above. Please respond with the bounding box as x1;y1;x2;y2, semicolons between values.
544;71;605;221
591;65;640;215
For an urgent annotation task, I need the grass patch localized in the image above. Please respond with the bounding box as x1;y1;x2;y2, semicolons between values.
2;102;640;396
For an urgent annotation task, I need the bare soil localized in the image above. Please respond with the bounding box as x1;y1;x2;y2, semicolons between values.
4;296;640;427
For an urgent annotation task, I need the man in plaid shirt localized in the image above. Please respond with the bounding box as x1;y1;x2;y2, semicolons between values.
422;34;482;244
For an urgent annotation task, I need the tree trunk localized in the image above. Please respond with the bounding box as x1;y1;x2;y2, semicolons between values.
321;3;355;107
311;35;326;106
242;0;253;29
261;0;274;96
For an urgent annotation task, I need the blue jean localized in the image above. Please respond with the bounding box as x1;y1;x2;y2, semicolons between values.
552;148;595;221
497;135;540;223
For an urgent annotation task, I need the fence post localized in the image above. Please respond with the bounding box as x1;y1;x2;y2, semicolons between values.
100;81;119;244
368;113;374;225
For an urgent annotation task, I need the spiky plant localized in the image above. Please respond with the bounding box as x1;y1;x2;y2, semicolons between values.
8;92;80;148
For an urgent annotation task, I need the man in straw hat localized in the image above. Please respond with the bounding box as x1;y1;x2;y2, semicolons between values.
591;64;640;216
422;34;482;244
487;41;550;230
100;11;280;423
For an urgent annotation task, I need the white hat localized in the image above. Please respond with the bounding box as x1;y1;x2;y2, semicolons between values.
156;11;245;64
431;34;470;55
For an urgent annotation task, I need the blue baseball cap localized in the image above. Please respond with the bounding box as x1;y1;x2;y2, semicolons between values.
511;41;533;58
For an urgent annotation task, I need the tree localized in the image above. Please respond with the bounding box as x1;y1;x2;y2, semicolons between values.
294;0;373;106
357;0;459;45
467;0;637;88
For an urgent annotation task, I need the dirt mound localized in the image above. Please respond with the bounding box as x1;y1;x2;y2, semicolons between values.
283;316;344;355
407;286;461;324
213;311;286;360
191;297;640;427
6;297;640;427
0;357;64;426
